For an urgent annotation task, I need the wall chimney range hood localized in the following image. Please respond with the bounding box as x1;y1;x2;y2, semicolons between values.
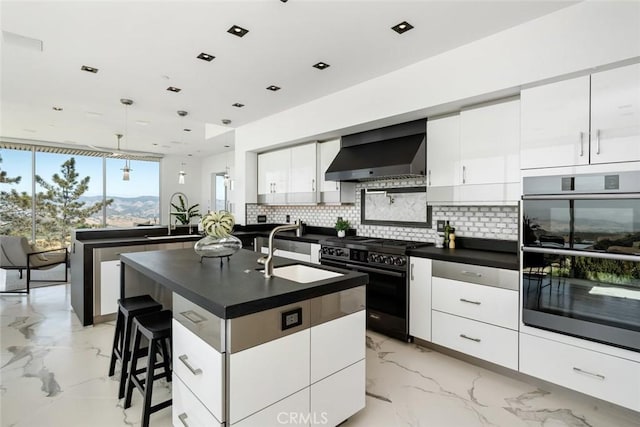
325;119;426;182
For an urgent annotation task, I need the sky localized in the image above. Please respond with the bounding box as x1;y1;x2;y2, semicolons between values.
0;149;159;198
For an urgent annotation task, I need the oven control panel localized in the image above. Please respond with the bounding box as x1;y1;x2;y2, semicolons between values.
368;252;407;267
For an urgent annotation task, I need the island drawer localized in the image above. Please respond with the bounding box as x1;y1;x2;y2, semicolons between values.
432;277;518;330
173;375;222;427
173;292;225;351
173;320;224;421
432;310;518;370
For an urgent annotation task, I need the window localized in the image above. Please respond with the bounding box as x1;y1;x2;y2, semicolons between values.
213;172;228;211
0;145;160;246
106;158;160;227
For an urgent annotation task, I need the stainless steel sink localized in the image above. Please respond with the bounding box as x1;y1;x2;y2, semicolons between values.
266;264;343;283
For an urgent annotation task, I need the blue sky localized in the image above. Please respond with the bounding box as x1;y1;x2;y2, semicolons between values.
0;149;159;198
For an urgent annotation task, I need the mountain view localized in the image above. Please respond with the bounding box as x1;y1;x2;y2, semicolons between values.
81;195;160;227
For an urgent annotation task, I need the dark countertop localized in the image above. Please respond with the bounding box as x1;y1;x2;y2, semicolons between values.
408;245;519;270
76;234;202;249
120;248;368;319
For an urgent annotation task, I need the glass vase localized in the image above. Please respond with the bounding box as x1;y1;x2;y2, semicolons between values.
194;234;242;259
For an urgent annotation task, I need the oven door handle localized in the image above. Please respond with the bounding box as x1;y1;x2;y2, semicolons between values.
522;246;640;262
346;264;406;278
522;193;640;200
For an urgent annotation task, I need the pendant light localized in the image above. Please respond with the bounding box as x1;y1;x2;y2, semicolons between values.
178;162;186;184
223;150;232;189
120;98;134;181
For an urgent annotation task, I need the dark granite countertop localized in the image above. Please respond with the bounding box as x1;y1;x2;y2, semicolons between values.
76;234;202;248
120;248;368;319
407;238;519;270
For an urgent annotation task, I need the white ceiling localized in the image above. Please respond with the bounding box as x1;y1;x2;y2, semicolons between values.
1;0;575;157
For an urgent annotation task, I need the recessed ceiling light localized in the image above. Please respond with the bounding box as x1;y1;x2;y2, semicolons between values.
197;52;215;62
224;145;230;148
232;103;244;108
52;106;63;111
183;128;192;132
266;85;281;91
152;143;159;146
136;120;150;126
313;62;330;70
188;154;193;157
227;25;249;37
167;86;182;93
221;119;232;125
81;65;99;73
391;21;414;34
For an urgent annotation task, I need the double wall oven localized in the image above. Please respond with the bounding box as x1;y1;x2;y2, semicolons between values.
320;237;430;341
522;170;640;352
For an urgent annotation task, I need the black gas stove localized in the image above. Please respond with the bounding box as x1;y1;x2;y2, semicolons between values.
319;236;432;342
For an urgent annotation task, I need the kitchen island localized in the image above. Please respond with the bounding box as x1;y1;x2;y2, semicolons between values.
120;248;368;427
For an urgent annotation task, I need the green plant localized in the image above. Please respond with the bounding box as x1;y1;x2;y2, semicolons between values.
335;218;350;231
171;195;201;225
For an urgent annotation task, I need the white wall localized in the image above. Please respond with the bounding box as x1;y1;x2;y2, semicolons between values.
232;1;640;223
161;155;202;225
200;151;235;213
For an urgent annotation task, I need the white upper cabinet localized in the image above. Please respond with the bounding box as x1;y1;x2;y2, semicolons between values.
427;99;520;204
521;63;640;169
520;76;591;169
427;114;460;188
289;143;317;193
460;99;520;186
590;63;640;164
257;142;318;204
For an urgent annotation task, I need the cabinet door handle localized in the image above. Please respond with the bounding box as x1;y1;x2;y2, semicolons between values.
428;170;431;186
462;166;466;184
335;181;339;190
179;310;207;324
369;313;381;320
572;367;605;380
410;263;415;281
311;178;315;192
595;129;601;154
460;334;481;343
178;354;203;375
461;270;482;277
178;413;189;427
579;132;584;157
459;298;481;305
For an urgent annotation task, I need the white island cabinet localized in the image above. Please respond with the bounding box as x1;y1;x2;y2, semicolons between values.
172;287;366;427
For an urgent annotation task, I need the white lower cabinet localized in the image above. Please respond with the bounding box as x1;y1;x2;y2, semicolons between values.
233;388;310;427
431;277;518;330
310;360;366;427
310;310;365;383
229;329;310;424
520;333;640;412
409;257;432;341
432;311;518;370
173;375;222;427
172;320;224;421
99;260;120;315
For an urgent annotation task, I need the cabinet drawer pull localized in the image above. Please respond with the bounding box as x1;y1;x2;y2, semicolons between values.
462;165;466;184
369;313;381;320
579;132;584;157
179;355;203;375
460;334;481;343
311;178;315;192
459;298;481;305
410;263;414;281
335;182;339;190
461;270;482;277
180;310;207;325
428;170;431;186
572;367;605;380
178;413;189;427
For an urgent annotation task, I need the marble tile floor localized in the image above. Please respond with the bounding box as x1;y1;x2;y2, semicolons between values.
1;285;639;427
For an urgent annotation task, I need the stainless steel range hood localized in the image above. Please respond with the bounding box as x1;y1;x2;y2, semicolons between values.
325;119;426;182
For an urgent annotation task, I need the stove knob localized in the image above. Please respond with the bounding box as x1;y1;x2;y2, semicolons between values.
394;257;406;266
384;256;393;265
328;248;335;255
370;254;380;263
335;249;343;257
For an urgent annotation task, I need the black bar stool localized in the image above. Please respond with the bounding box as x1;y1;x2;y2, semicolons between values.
124;309;173;427
108;295;162;399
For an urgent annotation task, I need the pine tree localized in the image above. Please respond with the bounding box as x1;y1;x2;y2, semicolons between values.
35;157;113;246
0;154;32;236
